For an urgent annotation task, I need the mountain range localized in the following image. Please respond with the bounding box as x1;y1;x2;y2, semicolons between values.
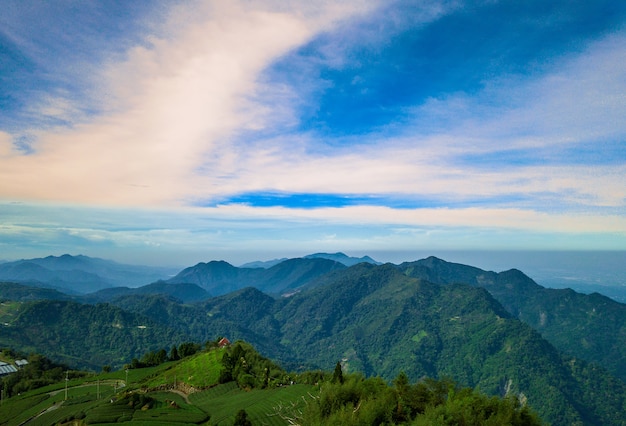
1;253;626;425
239;252;380;268
0;252;375;296
0;254;179;294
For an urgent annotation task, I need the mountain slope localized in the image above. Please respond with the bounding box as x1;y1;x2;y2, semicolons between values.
399;256;626;382
112;288;288;362
83;281;210;304
0;281;74;301
0;300;190;370
111;263;626;425
3;258;626;425
272;263;626;425
167;257;345;295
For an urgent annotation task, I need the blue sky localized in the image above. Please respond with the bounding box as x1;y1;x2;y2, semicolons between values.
1;0;625;266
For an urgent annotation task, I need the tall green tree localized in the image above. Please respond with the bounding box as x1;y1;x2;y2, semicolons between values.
169;345;179;361
332;361;344;384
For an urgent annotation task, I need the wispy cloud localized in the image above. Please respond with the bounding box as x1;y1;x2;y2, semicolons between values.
0;0;625;262
0;1;377;205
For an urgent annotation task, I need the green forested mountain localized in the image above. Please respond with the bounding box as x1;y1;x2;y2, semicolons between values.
2;258;626;425
112;289;291;361
82;281;210;304
0;281;74;301
0;300;191;370
167;257;345;295
0;280;210;304
399;256;626;382
271;264;626;425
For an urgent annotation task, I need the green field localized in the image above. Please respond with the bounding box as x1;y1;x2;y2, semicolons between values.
0;381;313;426
189;383;316;425
0;347;313;426
142;350;223;390
0;301;21;324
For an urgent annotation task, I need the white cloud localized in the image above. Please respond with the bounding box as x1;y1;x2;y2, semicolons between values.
409;31;626;151
0;1;378;206
1;0;624;263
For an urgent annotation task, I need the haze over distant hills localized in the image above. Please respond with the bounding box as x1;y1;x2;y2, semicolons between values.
1;251;624;301
0;254;179;294
240;252;380;268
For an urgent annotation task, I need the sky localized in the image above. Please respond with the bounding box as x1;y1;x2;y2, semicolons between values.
1;0;625;267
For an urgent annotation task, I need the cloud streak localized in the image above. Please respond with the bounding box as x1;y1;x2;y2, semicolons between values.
0;0;625;262
0;1;377;205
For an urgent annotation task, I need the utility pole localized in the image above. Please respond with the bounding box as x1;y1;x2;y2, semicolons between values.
97;379;100;400
65;371;69;400
125;369;129;388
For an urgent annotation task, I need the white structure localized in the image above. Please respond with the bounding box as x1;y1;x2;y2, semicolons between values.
14;359;28;368
0;362;18;376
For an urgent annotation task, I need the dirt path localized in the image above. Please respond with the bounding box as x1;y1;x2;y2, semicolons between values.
167;388;192;404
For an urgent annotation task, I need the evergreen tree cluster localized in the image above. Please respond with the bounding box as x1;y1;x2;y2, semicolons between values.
302;371;542;425
218;341;284;389
127;341;202;369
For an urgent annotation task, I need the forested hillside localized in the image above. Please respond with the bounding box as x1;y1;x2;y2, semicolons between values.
167;257;345;295
2;258;626;425
0;300;191;370
399;256;626;382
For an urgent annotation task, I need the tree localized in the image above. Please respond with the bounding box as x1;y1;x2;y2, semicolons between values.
233;409;252;426
156;348;167;364
178;342;200;358
263;366;270;388
219;352;234;383
170;345;179;361
130;358;141;369
332;361;344;384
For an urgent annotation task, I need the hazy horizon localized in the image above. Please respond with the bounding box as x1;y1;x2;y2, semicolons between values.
1;250;624;301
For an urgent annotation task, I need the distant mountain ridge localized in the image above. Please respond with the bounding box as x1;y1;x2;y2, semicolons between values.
167;257;346;296
0;254;179;294
0;254;370;297
303;252;381;266
240;252;380;268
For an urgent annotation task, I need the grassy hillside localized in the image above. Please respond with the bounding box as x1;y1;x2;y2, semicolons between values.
0;342;541;426
0;343;322;426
